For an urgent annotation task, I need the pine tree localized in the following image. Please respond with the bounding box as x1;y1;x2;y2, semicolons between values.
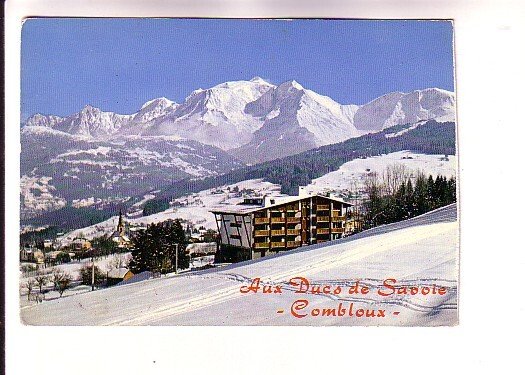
129;220;189;274
414;173;428;216
405;179;414;218
394;181;407;220
426;175;435;209
128;228;148;274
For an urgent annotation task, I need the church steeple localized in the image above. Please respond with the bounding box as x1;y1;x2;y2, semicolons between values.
117;210;125;235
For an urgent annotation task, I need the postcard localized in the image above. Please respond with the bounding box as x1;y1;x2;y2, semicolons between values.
18;18;458;326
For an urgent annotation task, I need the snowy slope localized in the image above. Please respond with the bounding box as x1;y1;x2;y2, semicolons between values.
21;204;458;326
306;150;456;195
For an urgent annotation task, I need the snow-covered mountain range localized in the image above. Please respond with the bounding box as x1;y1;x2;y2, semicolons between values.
21;78;455;218
25;77;455;158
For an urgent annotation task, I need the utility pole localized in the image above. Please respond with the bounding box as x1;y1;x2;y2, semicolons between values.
175;243;178;274
91;254;95;291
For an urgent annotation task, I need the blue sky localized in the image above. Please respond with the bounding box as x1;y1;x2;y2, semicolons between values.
21;18;454;119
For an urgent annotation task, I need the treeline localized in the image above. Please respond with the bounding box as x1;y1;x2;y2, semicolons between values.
24;206;115;231
362;173;456;229
142;199;170;217
20;226;62;246
143;120;456;216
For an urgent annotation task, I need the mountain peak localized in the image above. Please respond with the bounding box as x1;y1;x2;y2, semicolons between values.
281;80;304;90
24;113;65;128
249;76;270;84
80;104;102;114
140;97;176;110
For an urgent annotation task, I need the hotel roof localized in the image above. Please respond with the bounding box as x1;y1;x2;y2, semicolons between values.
210;194;351;215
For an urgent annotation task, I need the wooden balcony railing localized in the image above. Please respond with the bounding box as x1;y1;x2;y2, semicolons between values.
317;216;330;222
254;218;269;224
271;230;286;236
271;217;286;223
286;229;300;236
317;228;330;235
287;241;301;247
332;216;345;221
254;242;269;249
271;242;286;248
286;217;301;224
254;230;269;237
317;205;330;210
332;228;344;234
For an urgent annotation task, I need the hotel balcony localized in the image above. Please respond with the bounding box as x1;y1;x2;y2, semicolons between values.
332;228;345;234
287;241;301;247
270;217;286;224
286;217;301;224
254;230;270;237
317;204;330;210
317;228;330;235
286;229;300;236
317;216;330;222
254;242;269;249
254;218;269;224
332;216;345;222
271;242;286;248
271;229;286;236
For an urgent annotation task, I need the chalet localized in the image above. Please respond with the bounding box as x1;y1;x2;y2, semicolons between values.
71;238;92;252
106;268;134;286
211;188;351;261
20;247;44;264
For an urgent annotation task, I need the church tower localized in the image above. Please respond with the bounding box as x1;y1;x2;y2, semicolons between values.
117;210;125;236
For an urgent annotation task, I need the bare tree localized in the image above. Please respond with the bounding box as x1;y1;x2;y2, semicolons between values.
57;273;72;297
23;279;36;301
106;253;130;272
51;268;67;291
363;172;384;198
34;272;49;294
383;164;411;195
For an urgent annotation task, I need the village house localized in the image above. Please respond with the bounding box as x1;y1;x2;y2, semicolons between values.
71;238;92;252
20;247;45;264
210;188;351;261
106;268;134;286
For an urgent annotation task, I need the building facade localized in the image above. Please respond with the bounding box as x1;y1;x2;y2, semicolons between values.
211;193;351;260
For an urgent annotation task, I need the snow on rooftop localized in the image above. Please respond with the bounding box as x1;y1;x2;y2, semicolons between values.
107;268;131;279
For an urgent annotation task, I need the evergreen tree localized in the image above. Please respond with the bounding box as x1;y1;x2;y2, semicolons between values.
405;179;414;218
426;175;436;209
129;219;189;274
394;181;407;221
414;174;428;216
